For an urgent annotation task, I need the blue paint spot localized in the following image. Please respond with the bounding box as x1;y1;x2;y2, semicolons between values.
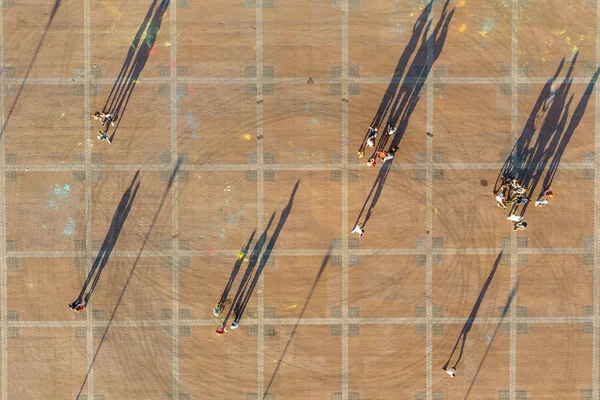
187;113;199;139
487;335;492;344
48;200;57;207
219;228;225;239
311;118;318;125
304;103;311;112
54;184;71;199
177;92;184;102
226;215;235;224
62;217;75;236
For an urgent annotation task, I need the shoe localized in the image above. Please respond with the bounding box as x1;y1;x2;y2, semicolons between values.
231;322;239;329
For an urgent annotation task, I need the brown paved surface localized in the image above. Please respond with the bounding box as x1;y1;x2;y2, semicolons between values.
1;0;600;399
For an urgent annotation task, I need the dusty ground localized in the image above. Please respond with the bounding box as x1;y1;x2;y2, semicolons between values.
1;0;599;399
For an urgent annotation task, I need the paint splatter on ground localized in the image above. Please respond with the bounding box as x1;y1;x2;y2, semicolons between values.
187;113;199;139
479;17;496;38
458;24;467;33
48;184;71;207
62;217;75;237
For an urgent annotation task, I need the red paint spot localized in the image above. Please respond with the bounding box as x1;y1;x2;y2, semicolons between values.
188;84;194;93
170;62;176;70
206;245;215;256
150;46;157;55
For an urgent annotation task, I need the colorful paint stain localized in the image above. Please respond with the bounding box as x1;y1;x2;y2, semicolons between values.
62;217;75;236
187;113;199;139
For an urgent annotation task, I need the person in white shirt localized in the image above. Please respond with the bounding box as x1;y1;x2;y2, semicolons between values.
351;224;365;237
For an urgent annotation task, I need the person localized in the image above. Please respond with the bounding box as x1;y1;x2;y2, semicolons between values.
366;127;377;147
387;125;397;136
104;113;115;127
513;221;527;231
69;298;86;312
367;158;376;167
507;214;523;222
383;147;398;162
231;321;239;329
98;130;111;143
443;367;456;377
515;196;529;205
376;150;387;160
92;111;105;125
495;193;506;208
351;224;365;237
357;150;365;158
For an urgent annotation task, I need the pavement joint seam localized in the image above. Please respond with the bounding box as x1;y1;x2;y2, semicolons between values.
4;246;590;259
170;3;180;398
83;1;95;398
341;0;350;398
425;6;436;400
509;2;519;398
0;1;6;398
256;0;266;396
593;0;600;397
5;315;593;328
5;161;593;173
8;76;600;85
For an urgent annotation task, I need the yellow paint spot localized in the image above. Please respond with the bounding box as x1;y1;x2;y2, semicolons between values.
457;0;466;7
100;0;122;23
165;41;171;47
237;251;246;259
551;29;566;35
478;30;488;37
458;24;467;33
433;207;438;216
243;133;252;141
285;304;297;310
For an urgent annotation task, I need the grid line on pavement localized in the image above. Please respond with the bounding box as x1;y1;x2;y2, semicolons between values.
5;315;594;329
341;0;350;398
4;246;590;259
509;1;519;398
7;76;600;86
170;2;181;398
255;0;266;397
593;0;600;397
7;161;593;173
83;0;95;398
0;0;6;398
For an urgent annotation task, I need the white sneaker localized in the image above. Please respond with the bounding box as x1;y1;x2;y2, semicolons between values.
231;322;239;329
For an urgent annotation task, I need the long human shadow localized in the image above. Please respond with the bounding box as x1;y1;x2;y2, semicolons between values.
76;158;182;399
464;286;517;400
0;0;61;139
218;213;276;330
71;171;141;307
102;0;160;113
263;249;331;399
358;1;432;149
226;180;300;327
495;55;600;217
540;66;600;195
498;56;577;200
103;0;170;142
355;0;454;227
216;230;257;308
442;252;502;372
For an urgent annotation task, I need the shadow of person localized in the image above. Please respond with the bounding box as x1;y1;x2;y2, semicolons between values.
443;251;502;372
70;170;141;310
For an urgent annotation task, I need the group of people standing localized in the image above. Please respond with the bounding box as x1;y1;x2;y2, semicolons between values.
494;175;554;231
